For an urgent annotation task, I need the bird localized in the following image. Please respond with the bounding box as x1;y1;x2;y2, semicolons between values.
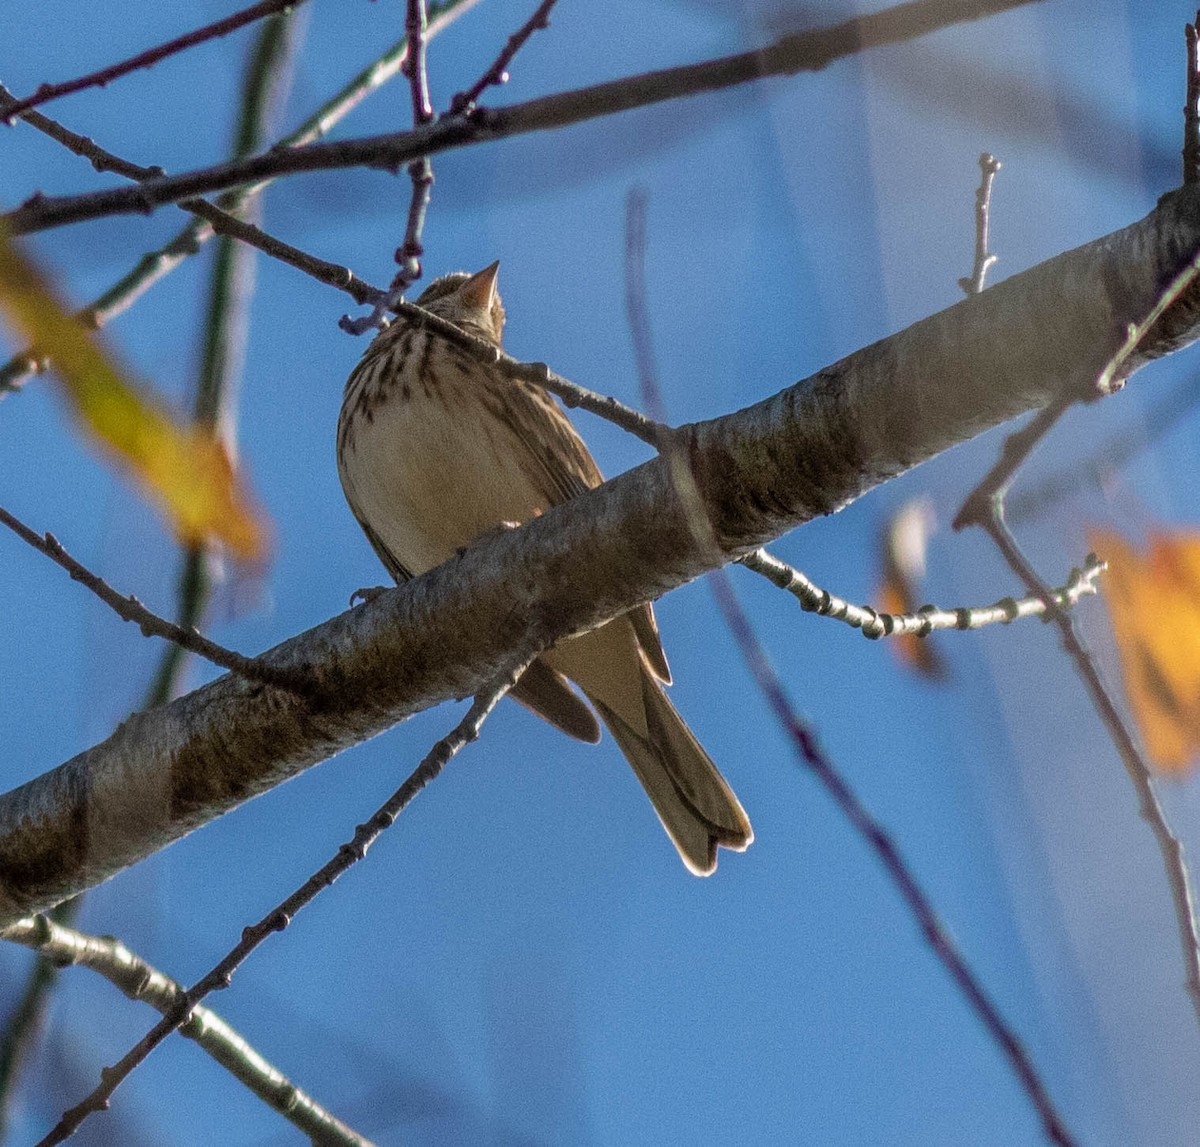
336;261;752;874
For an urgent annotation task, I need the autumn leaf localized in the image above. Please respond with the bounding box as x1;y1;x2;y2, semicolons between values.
1089;528;1200;774
877;498;947;680
0;228;266;561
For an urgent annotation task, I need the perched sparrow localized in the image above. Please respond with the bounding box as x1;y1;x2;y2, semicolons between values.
336;262;752;874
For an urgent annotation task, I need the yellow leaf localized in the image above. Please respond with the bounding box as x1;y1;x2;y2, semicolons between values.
0;228;266;561
1089;528;1200;774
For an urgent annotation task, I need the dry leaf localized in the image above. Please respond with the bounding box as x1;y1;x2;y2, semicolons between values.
1089;528;1200;774
878;498;947;680
0;228;266;561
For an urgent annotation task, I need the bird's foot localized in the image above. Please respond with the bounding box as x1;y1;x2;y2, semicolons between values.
349;585;389;607
456;520;521;559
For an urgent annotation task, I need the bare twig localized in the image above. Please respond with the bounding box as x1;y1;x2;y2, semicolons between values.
740;547;1104;638
0;0;309;123
953;257;1200;1031
0;506;310;695
1185;12;1200;185
0;898;79;1141
977;510;1200;1032
952;397;1073;534
2;915;375;1147
343;0;563;335
0;0;482;396
1095;248;1200;397
0;85;380;309
390;297;668;444
450;0;560;113
1008;373;1200;524
624;188;668;424
34;668;521;1147
959;152;1001;296
623;192;1074;1143
708;568;1076;1146
3;0;1049;236
340;0;438;335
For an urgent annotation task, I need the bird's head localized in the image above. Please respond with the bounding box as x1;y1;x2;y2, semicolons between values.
415;261;505;346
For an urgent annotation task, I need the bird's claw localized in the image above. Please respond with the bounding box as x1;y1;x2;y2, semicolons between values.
350;585;389;607
456;520;521;559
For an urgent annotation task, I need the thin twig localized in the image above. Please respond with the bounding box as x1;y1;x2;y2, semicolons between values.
952;397;1073;534
1008;373;1200;524
0;506;310;695
952;269;1200;1030
959;152;1001;296
147;12;304;712
0;0;483;396
1;915;375;1147
450;0;560;113
740;548;1105;638
0;0;309;123
707;568;1077;1147
978;510;1200;1033
35;669;521;1147
1095;248;1200;397
3;0;1050;236
624;188;668;424
0;84;380;308
340;0;438;335
623;193;1074;1143
343;0;562;334
1185;13;1200;185
0;899;80;1142
392;297;669;445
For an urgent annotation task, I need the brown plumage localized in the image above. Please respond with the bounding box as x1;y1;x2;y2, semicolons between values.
336;262;751;874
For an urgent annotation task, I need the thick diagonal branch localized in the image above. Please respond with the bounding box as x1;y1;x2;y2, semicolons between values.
2;187;1199;928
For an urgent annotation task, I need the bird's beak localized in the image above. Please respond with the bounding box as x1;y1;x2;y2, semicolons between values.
461;260;500;311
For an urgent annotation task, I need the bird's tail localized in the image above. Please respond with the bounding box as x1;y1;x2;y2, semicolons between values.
589;669;752;876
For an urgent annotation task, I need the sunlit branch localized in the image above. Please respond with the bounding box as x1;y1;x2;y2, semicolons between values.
739;548;1104;638
32;669;521;1146
707;568;1076;1146
3;915;375;1147
3;0;1048;237
0;0;482;396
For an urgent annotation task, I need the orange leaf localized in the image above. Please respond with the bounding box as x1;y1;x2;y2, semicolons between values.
1089;528;1200;774
877;498;947;681
0;228;266;561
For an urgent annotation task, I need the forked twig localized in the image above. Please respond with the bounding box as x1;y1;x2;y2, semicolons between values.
2;916;374;1147
0;0;482;395
34;666;523;1146
450;0;560;113
959;152;1001;296
342;0;562;335
708;568;1077;1147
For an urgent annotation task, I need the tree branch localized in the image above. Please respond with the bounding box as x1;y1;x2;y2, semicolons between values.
2;915;375;1147
3;0;1047;237
0;0;309;123
2;186;1199;927
0;0;481;397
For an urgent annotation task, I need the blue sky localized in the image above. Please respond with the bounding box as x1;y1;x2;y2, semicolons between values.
2;1;1199;1144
